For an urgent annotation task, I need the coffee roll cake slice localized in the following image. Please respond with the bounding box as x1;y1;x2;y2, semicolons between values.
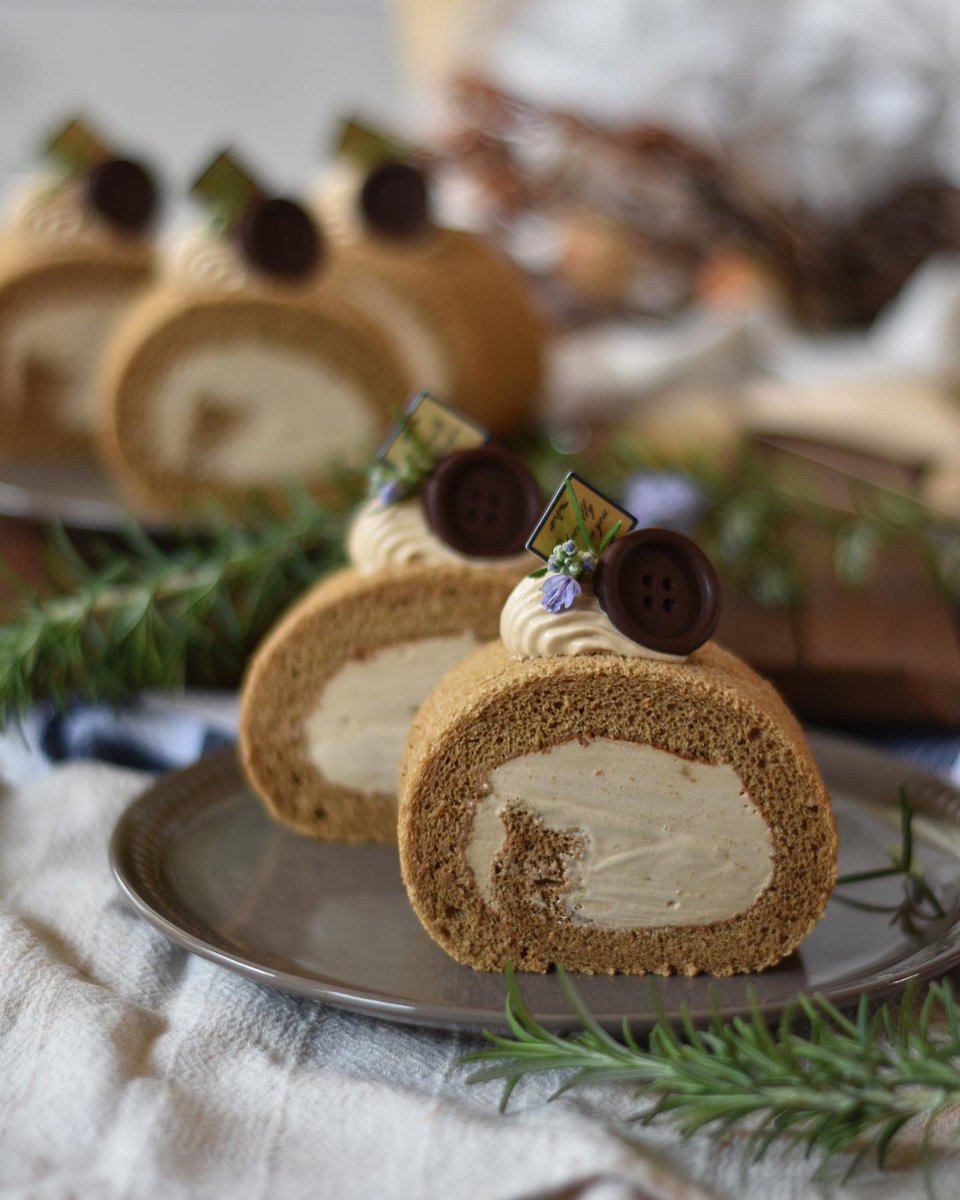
239;426;543;843
0;118;159;459
321;161;545;436
100;149;409;514
101;286;405;513
398;480;836;975
240;564;523;843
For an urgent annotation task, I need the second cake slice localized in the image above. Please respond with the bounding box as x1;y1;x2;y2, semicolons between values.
239;397;542;842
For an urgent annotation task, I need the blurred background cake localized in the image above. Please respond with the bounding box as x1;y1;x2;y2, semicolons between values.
0;117;158;461
240;407;542;842
101;148;409;512
323;158;545;434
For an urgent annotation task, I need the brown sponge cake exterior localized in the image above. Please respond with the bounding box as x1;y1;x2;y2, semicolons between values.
398;640;837;975
0;233;150;459
100;284;409;513
239;564;522;843
327;229;545;434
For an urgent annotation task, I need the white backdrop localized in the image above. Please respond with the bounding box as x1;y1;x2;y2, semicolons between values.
4;1;960;218
0;0;404;198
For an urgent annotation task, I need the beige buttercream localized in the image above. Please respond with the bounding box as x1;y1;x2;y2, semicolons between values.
11;176;98;245
500;573;685;661
304;632;480;794
346;497;529;574
164;225;249;292
312;160;366;244
146;344;377;483
9;174;147;252
467;738;774;929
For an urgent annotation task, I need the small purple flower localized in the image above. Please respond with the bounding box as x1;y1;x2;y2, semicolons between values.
377;479;404;506
541;572;581;612
562;540;577;555
581;553;596;573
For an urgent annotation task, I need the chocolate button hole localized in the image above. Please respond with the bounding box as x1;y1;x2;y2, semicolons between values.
642;574;653;587
663;578;675;591
642;595;654;610
663;598;677;613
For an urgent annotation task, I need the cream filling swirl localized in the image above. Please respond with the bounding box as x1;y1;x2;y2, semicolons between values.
304;632;480;795
500;573;685;661
466;738;773;929
346;497;529;575
146;344;375;482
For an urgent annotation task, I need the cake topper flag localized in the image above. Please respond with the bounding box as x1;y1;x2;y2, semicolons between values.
190;148;265;231
379;392;488;472
526;472;636;562
335;116;413;169
44;117;110;174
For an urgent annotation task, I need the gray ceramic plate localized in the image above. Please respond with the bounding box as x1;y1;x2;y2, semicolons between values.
0;459;164;531
110;730;960;1032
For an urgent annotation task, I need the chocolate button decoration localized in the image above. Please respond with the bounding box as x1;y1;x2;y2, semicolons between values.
86;158;157;233
359;162;430;237
421;446;541;558
239;197;321;279
593;528;720;656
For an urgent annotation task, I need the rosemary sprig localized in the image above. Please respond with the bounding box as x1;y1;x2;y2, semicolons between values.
466;968;959;1191
2;433;959;719
837;787;946;919
606;438;960;608
466;793;958;1191
0;490;348;727
562;475;622;558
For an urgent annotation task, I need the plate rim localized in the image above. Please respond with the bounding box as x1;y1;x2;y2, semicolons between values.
110;730;960;1032
0;459;181;534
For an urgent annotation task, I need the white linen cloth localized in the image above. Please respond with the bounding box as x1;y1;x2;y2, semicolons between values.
2;757;960;1199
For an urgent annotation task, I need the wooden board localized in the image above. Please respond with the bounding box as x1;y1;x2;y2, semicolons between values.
717;558;960;727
